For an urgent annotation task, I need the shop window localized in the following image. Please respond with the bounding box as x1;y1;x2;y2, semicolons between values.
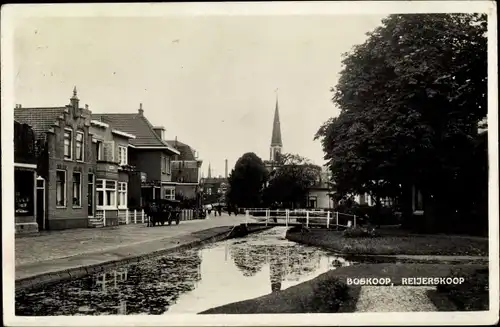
15;170;34;216
56;170;66;207
72;172;82;207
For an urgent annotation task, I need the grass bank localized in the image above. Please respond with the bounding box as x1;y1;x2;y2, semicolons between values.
201;263;486;314
286;229;488;256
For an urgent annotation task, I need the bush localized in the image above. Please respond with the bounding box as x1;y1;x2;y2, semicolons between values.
309;278;350;312
437;267;489;311
343;226;379;238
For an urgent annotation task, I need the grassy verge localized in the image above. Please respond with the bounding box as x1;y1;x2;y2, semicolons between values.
200;275;357;314
287;229;488;256
200;263;485;314
436;267;489;311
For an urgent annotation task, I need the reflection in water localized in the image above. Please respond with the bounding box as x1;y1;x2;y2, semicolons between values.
16;250;202;316
16;227;352;316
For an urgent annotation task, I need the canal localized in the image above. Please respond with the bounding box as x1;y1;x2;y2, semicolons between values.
16;227;353;315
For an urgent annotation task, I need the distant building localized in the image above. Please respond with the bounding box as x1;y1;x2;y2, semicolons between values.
200;161;228;205
168;138;203;203
263;95;283;172
307;166;335;209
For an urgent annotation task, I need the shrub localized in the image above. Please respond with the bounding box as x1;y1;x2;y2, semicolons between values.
343;226;379;238
437;267;489;311
309;278;350;312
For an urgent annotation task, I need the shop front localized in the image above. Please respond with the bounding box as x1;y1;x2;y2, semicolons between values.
15;163;39;233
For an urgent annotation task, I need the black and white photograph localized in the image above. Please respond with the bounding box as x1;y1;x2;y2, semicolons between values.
1;1;498;326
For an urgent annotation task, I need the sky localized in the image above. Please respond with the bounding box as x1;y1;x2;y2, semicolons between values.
13;14;386;177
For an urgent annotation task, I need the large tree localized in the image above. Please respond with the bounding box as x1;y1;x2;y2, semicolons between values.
226;152;268;208
263;153;321;208
315;14;487;231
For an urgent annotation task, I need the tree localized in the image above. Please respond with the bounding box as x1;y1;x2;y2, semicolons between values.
315;14;487;232
263;153;321;208
227;152;268;208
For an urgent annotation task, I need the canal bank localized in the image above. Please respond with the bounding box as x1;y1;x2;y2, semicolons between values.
16;227;353;315
16;218;268;291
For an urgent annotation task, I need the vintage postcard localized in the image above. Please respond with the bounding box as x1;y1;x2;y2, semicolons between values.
1;1;498;326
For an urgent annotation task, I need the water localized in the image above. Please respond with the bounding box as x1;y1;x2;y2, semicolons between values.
16;227;352;316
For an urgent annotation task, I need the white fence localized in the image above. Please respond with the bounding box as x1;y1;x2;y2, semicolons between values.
92;208;197;227
242;208;358;229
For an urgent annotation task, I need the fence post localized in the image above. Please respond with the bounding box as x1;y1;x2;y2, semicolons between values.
265;209;269;227
245;210;249;226
336;212;339;230
134;209;137;224
354;215;356;228
141;209;145;223
306;211;310;228
125;210;129;224
326;211;330;229
285;209;289;227
103;209;106;227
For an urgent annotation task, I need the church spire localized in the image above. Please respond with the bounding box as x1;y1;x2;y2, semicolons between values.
271;91;282;147
207;162;212;178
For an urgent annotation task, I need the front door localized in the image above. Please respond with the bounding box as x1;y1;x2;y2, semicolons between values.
36;177;45;230
88;173;94;217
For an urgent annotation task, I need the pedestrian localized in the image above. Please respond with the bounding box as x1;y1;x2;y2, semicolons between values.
207;204;212;216
217;205;222;216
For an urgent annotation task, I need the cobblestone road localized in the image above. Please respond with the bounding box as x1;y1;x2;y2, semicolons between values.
15;214;252;266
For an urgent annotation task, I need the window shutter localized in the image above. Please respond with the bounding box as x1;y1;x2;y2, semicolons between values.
103;141;115;162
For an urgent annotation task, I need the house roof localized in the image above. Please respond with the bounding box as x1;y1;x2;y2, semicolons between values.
14;107;65;139
166;139;197;161
91;113;178;154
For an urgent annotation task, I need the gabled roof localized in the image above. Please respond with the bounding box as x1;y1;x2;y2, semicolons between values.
166;139;197;161
91;113;179;154
14;107;66;140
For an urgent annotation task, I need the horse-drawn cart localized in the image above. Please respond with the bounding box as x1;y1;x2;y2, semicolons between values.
144;199;181;227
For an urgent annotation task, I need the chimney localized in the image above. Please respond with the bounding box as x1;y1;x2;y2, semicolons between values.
225;159;228;178
138;103;144;115
153;126;165;140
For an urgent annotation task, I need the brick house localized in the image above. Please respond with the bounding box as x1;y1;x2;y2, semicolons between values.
168;139;203;203
92;104;180;207
14;120;40;234
89;119;136;226
14;89;94;230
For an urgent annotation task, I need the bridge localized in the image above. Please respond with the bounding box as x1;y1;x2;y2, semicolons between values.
242;208;359;229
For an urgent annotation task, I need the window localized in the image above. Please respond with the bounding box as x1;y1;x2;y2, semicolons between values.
163;187;175;200
96;140;103;161
118;146;127;166
56;170;66;207
118;182;127;208
207;188;212;196
75;131;84;161
96;179;117;208
72;172;82;207
64;129;72;159
162;155;171;174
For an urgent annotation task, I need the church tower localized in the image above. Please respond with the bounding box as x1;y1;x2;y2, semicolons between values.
270;92;283;163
